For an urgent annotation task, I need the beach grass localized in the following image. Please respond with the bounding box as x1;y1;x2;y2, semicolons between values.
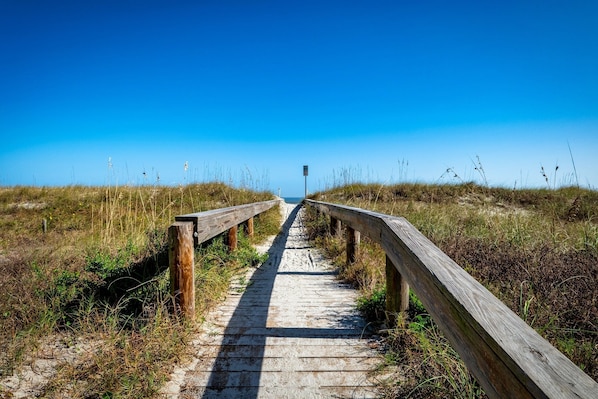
0;182;280;398
305;182;598;398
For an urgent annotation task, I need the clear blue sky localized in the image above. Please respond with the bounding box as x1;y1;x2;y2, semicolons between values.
1;1;597;196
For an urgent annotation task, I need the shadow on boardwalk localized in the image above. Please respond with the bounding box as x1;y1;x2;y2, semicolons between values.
202;204;300;397
184;203;376;398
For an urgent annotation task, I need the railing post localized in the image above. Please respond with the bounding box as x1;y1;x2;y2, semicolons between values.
385;254;409;325
227;224;238;251
330;216;342;237
169;221;195;319
346;226;360;264
244;217;254;237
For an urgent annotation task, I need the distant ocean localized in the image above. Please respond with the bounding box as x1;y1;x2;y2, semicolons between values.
283;197;304;204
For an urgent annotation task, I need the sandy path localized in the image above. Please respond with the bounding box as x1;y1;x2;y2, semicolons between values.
161;203;378;399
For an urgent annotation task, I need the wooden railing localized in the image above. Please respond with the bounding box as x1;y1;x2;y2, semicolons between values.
168;199;280;318
304;199;597;399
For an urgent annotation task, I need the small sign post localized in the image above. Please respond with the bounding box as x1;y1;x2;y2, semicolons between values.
303;165;308;198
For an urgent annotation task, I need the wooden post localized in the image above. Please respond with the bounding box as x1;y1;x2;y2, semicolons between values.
169;222;195;319
346;226;360;264
244;217;254;237
330;216;341;237
42;218;47;233
227;225;238;251
386;254;410;325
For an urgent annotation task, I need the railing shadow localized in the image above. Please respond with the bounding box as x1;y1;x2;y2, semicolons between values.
200;204;370;398
201;204;300;398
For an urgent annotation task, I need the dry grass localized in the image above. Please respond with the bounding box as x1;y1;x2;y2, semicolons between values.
306;182;598;397
0;183;279;398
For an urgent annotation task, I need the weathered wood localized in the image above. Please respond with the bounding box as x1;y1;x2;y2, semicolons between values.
168;200;279;319
42;218;47;233
304;199;598;399
227;225;238;251
346;226;360;264
244;217;254;237
174;203;378;398
385;254;409;324
330;216;341;237
176;199;279;246
306;200;386;240
168;221;195;319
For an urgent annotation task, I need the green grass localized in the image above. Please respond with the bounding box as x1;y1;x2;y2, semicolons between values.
0;183;280;398
305;182;598;398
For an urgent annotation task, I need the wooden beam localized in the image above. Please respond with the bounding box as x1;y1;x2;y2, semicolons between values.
385;254;409;325
168;221;195;319
346;226;360;264
168;200;279;320
176;199;279;246
227;225;238;251
244;217;254;237
304;199;598;399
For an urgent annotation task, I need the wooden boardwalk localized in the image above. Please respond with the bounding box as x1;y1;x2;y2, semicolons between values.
163;203;379;399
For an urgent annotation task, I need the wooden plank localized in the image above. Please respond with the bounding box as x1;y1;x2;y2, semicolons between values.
181;386;378;399
187;370;377;388
168;221;195;319
175;199;279;246
304;199;598;399
176;203;378;398
382;217;525;397
305;200;384;238
383;217;598;398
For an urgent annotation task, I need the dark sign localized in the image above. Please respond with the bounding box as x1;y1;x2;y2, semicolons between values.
303;165;308;176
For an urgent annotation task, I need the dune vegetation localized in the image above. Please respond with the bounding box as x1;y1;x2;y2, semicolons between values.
2;178;595;398
0;183;280;398
305;182;597;398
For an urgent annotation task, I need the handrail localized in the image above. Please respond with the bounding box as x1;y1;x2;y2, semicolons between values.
168;199;281;318
304;199;598;399
175;199;281;246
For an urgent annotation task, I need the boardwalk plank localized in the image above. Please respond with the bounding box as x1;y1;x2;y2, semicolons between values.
164;203;379;399
180;386;379;399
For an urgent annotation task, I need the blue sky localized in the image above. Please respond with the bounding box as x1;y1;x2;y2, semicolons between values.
1;1;597;196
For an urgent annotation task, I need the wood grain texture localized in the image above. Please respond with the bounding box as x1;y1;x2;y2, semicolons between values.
175;199;280;246
304;199;598;399
244;217;254;237
169;200;279;319
227;225;238;251
385;255;409;317
168;221;195;319
345;226;360;265
169;203;378;398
